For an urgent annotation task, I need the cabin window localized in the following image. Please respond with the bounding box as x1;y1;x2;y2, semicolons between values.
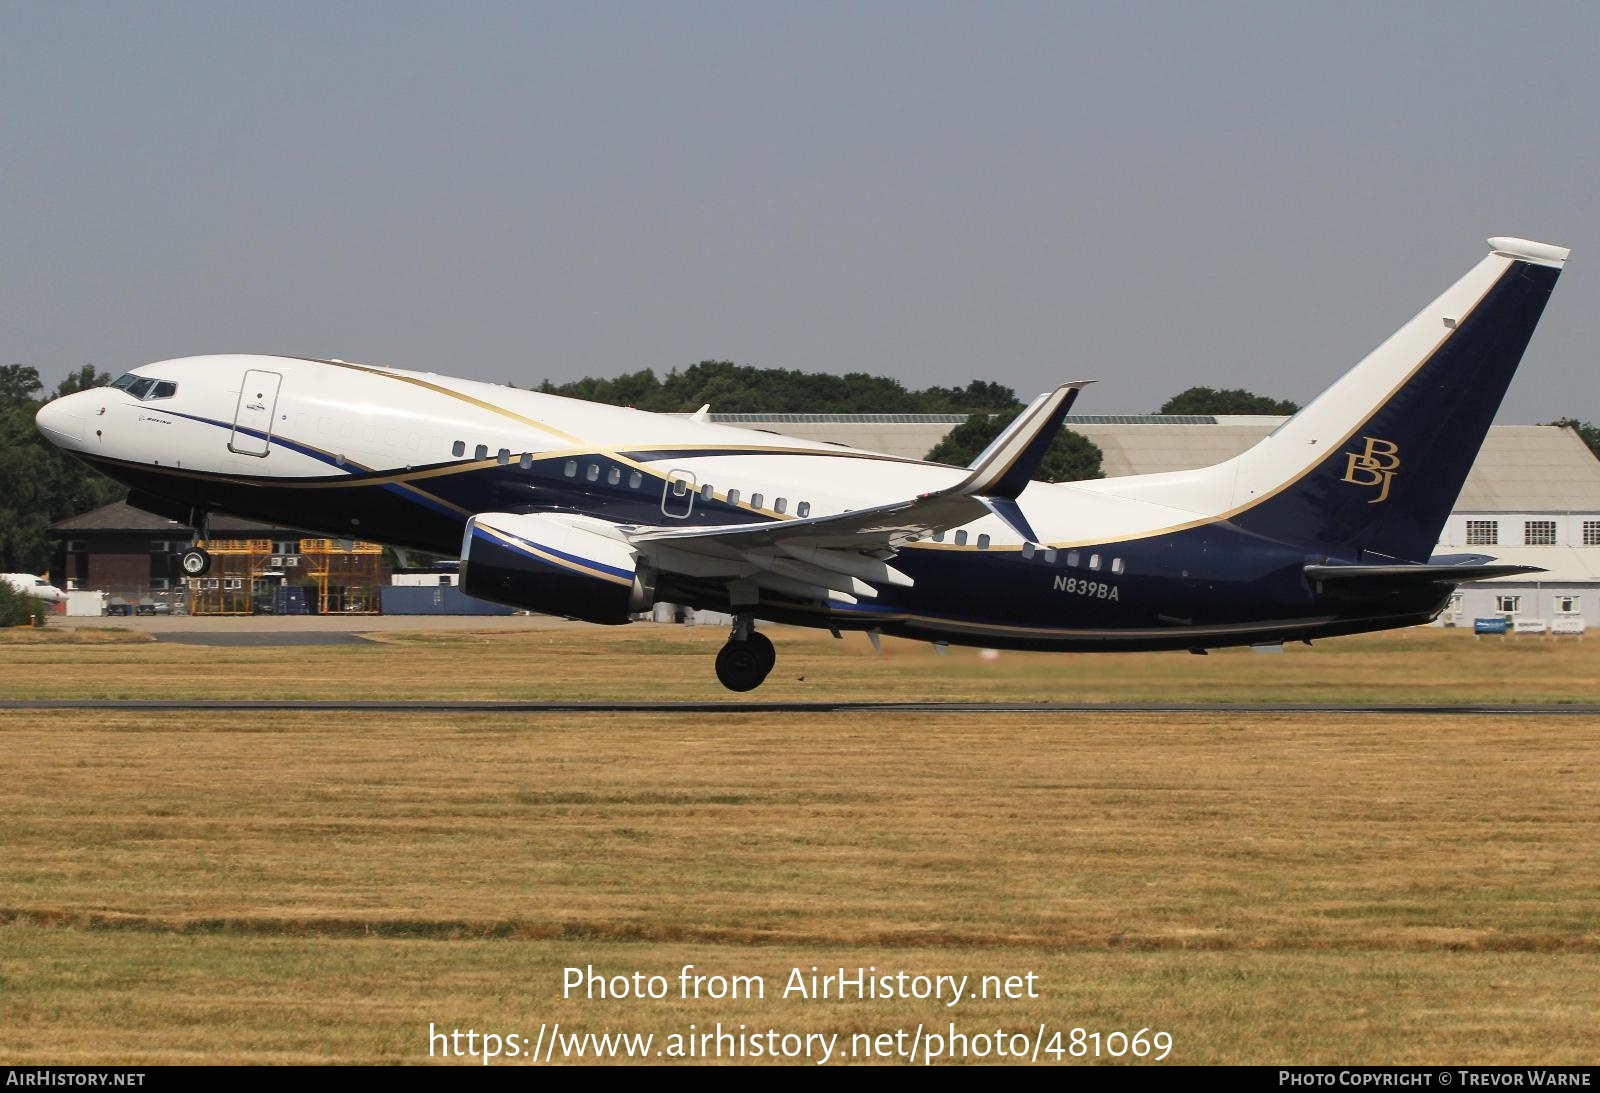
933;531;946;543
1066;550;1080;567
452;441;465;457
726;488;740;506
496;448;510;466
1043;548;1057;564
751;493;765;509
1089;553;1101;571
673;478;689;496
519;453;532;470
563;460;577;478
1525;520;1557;546
608;467;621;486
1111;557;1125;575
977;534;990;550
797;501;811;518
954;530;968;546
473;444;487;460
1466;520;1498;546
1021;542;1036;559
585;464;600;482
629;470;643;489
700;483;714;501
774;497;788;514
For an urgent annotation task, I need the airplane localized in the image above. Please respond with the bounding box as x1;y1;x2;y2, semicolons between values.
2;574;67;604
35;236;1568;691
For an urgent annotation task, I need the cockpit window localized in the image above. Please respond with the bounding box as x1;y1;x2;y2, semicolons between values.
111;374;178;401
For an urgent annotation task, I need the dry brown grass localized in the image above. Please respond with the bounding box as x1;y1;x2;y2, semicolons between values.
2;620;1597;703
1;649;1597;1065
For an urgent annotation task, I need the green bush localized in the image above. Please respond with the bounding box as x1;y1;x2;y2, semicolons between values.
0;582;41;627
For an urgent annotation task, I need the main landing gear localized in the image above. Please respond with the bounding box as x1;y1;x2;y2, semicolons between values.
715;615;776;692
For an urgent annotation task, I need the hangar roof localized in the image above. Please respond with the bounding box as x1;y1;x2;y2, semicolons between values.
51;501;285;535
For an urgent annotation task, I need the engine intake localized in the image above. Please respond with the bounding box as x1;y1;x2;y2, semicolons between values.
460;512;654;624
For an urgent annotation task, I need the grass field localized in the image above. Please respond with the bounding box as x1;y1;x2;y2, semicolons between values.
1;623;1596;1064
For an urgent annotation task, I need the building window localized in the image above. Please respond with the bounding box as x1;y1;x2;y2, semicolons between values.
1525;520;1557;545
1555;595;1581;614
1466;520;1498;546
1495;594;1521;616
1585;521;1600;546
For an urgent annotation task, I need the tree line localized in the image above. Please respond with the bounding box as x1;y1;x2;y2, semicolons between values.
0;365;126;573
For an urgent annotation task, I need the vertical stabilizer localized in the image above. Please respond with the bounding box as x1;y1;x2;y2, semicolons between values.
1222;238;1567;561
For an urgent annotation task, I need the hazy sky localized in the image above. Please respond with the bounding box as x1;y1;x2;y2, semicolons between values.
4;2;1596;420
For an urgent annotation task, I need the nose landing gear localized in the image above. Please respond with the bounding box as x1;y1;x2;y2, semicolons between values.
180;545;212;577
714;616;776;692
180;509;213;577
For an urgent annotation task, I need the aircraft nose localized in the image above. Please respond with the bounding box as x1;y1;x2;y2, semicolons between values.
35;394;86;448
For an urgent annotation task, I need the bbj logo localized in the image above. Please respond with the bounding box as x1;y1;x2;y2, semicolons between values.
1341;437;1399;503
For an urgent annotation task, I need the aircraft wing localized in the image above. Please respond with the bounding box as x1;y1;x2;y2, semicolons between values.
628;382;1088;603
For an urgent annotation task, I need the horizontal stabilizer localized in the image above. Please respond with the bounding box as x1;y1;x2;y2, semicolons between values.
1305;562;1543;587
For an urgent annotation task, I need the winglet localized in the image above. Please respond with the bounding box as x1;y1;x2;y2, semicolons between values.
958;382;1090;498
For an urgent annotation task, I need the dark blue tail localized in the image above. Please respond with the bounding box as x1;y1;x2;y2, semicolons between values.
1224;240;1566;562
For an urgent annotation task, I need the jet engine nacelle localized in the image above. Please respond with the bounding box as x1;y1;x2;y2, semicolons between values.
460;512;655;624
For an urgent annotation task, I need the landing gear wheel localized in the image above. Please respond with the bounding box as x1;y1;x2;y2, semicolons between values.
715;638;774;692
180;547;211;578
746;631;776;675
